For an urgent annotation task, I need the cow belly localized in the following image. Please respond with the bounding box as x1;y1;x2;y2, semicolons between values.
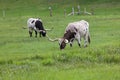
79;30;86;37
78;27;88;37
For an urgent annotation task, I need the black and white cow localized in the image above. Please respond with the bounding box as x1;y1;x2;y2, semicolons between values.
27;18;46;37
48;20;91;50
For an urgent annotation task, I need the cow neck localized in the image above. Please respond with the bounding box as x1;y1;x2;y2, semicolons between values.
35;20;45;30
63;31;75;42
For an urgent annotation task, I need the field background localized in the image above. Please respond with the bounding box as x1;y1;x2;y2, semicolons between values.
0;0;120;80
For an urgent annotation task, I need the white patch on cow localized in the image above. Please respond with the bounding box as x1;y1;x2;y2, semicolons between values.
64;39;69;43
27;18;38;29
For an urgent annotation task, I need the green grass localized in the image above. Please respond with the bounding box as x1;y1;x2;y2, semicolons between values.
0;0;120;80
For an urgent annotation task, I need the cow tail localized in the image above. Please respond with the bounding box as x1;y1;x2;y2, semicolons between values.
88;34;90;44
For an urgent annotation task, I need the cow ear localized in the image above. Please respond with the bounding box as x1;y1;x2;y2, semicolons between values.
64;39;68;44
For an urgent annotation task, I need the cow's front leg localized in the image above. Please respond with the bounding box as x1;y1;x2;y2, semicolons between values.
29;31;32;37
35;31;37;38
70;38;74;47
77;40;81;47
70;43;72;47
39;32;42;37
77;38;81;47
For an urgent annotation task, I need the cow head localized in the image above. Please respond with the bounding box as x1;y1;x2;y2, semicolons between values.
41;30;46;37
42;27;53;37
47;30;76;50
58;38;68;50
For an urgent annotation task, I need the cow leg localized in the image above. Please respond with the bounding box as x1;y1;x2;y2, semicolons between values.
39;32;42;37
70;38;74;47
77;40;81;47
70;42;73;47
35;31;37;38
29;28;33;37
75;33;81;47
84;34;88;47
77;38;81;47
29;31;32;37
84;40;88;47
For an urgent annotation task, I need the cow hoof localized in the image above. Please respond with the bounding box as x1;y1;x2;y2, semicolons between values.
78;44;81;48
70;44;72;47
84;45;88;48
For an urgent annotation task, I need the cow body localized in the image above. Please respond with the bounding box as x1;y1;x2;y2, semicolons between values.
59;20;90;49
27;18;46;37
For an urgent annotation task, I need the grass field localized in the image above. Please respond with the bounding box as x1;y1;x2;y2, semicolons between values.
0;0;120;80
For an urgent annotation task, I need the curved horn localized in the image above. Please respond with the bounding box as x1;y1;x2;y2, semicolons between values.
45;29;51;31
35;29;44;32
48;38;59;42
45;27;54;31
46;34;59;42
33;27;44;32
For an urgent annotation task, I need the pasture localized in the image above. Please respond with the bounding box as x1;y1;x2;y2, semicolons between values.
0;0;120;80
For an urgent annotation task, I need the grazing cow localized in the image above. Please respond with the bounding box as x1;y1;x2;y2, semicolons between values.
27;18;46;37
48;20;90;50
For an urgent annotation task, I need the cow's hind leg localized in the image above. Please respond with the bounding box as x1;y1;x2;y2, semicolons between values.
84;40;88;47
84;34;88;47
75;33;81;48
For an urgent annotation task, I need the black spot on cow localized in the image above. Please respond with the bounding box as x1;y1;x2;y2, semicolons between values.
35;20;46;37
63;30;76;42
31;20;35;23
60;30;76;49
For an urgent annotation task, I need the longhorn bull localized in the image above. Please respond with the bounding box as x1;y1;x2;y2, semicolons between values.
48;20;91;50
27;18;52;37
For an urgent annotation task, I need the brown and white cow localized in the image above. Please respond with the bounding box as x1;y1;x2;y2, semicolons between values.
48;20;90;50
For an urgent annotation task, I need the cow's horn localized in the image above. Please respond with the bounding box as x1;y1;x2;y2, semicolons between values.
45;27;54;31
46;34;59;42
45;29;51;31
48;38;59;42
36;29;44;32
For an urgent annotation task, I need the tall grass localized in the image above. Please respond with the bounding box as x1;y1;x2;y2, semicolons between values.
0;0;120;80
